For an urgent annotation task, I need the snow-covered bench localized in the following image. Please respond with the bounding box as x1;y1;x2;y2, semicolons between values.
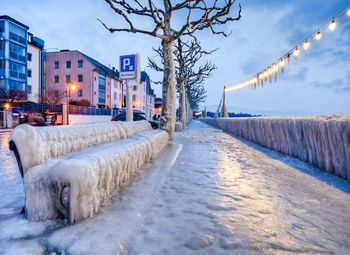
9;121;169;223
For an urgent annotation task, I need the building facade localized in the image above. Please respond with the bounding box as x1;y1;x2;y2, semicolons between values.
131;71;155;118
46;50;120;108
0;15;29;101
27;33;44;103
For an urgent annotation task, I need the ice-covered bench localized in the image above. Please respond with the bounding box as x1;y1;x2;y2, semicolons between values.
9;121;169;223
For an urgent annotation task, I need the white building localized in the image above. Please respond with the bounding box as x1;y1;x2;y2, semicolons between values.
111;75;123;109
27;33;44;103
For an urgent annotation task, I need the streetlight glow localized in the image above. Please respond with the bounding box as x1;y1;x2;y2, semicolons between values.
70;83;77;91
4;103;10;109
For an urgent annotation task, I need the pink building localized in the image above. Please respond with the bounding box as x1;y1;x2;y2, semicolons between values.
46;50;121;108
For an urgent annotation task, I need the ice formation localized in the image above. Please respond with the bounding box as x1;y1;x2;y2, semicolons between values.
9;121;168;222
202;114;350;180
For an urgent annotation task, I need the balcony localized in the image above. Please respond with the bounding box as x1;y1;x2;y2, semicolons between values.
9;32;26;45
9;51;26;63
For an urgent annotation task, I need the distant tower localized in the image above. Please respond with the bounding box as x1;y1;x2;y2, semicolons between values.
203;106;207;117
221;86;228;117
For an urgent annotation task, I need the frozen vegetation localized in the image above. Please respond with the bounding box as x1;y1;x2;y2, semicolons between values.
1;121;350;254
9;121;169;222
202;114;350;180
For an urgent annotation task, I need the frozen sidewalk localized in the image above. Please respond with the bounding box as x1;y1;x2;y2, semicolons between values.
1;121;350;254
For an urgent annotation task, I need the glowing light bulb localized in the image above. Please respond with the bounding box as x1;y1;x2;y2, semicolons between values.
303;41;310;51
279;59;285;68
293;48;300;58
315;31;322;40
329;20;336;31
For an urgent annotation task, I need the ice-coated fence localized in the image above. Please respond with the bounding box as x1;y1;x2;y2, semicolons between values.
202;114;350;180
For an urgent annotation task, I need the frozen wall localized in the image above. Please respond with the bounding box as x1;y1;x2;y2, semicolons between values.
202;115;350;180
69;114;112;125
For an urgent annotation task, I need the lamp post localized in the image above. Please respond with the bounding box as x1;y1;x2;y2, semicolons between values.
66;82;76;125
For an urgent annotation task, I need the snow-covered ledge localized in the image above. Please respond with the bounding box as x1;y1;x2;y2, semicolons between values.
69;114;112;125
201;115;350;181
9;121;169;222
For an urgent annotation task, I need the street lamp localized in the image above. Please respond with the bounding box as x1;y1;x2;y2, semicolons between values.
66;82;76;125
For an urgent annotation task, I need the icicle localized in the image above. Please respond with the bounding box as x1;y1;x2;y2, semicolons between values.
286;54;290;64
274;71;277;82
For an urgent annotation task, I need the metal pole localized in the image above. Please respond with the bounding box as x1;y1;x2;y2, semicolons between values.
126;79;133;121
66;83;69;125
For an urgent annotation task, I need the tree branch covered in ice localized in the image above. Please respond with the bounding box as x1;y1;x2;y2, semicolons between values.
101;0;241;139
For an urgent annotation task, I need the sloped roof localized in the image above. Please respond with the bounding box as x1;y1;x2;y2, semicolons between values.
79;51;119;79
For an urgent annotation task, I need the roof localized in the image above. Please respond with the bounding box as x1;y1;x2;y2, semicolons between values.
28;33;44;49
79;51;119;79
141;71;148;82
0;15;29;30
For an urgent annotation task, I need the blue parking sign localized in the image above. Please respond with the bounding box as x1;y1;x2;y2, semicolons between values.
119;54;140;82
120;55;135;72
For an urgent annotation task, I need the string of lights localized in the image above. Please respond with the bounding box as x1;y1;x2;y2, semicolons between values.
225;5;350;93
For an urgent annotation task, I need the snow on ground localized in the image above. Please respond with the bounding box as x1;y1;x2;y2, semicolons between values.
1;121;350;254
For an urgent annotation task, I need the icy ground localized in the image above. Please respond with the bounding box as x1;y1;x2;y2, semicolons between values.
1;121;350;254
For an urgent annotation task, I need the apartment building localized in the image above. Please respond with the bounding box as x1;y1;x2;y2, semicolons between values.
46;50;120;108
0;15;28;100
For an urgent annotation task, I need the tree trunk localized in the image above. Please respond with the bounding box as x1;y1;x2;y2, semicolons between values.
161;39;176;139
178;79;186;128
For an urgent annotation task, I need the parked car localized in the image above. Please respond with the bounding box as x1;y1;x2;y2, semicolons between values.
12;108;28;124
112;108;159;129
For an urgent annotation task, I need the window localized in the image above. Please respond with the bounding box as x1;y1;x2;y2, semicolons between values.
78;75;83;82
0;59;5;69
27;69;32;78
114;92;117;100
9;42;26;62
132;95;136;101
66;61;71;68
66;75;71;82
78;60;83;68
0;21;4;33
9;23;26;44
55;75;59;83
27;85;32;94
28;53;32;61
78;90;83;97
119;93;122;101
54;61;59;69
0;79;5;89
0;41;5;50
133;85;137;91
9;61;26;80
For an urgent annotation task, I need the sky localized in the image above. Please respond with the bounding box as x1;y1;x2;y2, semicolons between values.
2;0;350;115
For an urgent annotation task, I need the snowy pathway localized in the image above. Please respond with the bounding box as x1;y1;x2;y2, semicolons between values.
1;121;350;254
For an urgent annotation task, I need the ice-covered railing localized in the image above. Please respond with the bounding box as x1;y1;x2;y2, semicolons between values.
202;114;350;180
9;121;152;175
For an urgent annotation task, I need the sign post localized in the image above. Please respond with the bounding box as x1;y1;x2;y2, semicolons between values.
119;54;140;122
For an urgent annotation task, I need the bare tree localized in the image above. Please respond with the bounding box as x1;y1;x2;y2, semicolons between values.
100;0;241;139
0;89;27;102
42;89;66;105
149;39;216;127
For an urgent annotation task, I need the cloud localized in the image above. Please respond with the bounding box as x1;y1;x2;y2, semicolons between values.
309;77;350;92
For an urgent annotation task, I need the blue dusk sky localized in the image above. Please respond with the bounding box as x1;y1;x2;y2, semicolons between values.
2;0;350;114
